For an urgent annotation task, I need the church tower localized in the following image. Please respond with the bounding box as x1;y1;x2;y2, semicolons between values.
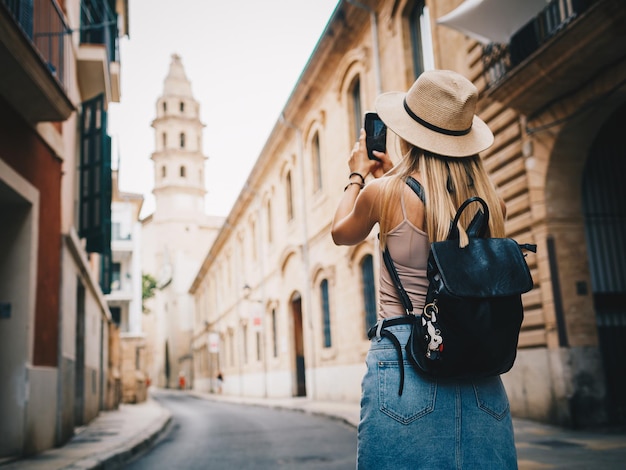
141;54;223;390
151;53;207;220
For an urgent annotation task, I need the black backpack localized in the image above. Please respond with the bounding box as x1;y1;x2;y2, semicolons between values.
383;177;536;379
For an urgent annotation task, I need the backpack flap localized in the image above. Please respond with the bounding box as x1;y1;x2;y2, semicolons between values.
429;237;534;298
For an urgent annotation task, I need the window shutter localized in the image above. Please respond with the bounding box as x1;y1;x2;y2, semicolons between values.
79;93;112;255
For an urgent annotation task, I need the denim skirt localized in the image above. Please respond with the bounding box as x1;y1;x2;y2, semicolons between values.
357;324;518;470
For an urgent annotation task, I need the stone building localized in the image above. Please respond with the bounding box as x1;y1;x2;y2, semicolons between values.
141;54;224;389
189;0;625;427
0;0;129;458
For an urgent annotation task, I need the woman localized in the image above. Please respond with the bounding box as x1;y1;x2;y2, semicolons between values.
332;70;517;469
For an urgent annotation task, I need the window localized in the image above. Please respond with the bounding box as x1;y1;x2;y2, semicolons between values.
408;1;434;78
111;262;121;290
180;165;186;177
228;330;235;367
180;101;185;112
361;255;377;335
163;101;167;112
320;279;332;348
180;132;185;148
312;132;322;192
286;171;294;221
242;324;248;364
162;132;167;148
350;77;362;142
250;221;257;261
110;306;121;325
267;200;273;244
271;308;278;357
79;93;112;255
161;165;166;178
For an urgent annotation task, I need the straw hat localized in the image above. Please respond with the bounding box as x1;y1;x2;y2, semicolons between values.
375;70;494;157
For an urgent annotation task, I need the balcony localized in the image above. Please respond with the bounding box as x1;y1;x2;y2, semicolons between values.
77;0;123;103
0;0;74;122
479;0;625;115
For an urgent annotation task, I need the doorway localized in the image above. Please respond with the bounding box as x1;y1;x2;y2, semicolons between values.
74;281;86;426
291;292;306;397
582;103;626;424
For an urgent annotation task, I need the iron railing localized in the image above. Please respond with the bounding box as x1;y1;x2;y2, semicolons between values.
1;0;71;91
482;0;593;89
80;0;119;63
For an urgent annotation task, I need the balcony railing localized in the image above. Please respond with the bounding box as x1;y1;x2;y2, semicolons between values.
1;0;71;92
482;0;593;89
80;0;119;63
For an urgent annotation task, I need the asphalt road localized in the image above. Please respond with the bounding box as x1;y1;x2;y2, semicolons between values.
123;390;357;469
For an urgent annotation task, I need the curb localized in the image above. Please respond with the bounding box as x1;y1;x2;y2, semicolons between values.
63;405;172;470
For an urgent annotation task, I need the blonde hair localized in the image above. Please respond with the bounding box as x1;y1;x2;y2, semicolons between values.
379;137;505;247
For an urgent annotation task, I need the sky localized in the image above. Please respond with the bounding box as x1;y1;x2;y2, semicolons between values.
108;0;340;219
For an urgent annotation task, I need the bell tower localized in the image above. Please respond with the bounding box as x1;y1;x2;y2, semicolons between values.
151;53;207;221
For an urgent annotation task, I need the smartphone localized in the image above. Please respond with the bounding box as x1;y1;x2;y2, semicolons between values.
364;112;386;161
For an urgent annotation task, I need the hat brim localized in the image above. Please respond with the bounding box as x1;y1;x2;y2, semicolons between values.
375;91;494;157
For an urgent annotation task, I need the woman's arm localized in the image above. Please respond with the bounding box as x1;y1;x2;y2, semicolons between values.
331;129;393;246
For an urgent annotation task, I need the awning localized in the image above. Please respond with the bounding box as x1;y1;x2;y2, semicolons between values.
437;0;548;44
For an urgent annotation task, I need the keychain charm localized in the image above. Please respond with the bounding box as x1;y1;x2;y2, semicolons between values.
422;302;443;360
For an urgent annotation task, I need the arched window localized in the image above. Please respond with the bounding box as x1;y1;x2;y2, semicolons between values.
286;171;294;221
180;165;186;177
312;132;322;192
162;132;167;149
161;165;166;178
320;279;332;348
180;132;185;148
271;308;278;357
180;101;185;112
360;255;377;335
266;200;273;244
350;77;362;143
163;101;167;112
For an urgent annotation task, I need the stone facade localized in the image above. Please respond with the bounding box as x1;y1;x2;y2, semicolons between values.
188;0;625;427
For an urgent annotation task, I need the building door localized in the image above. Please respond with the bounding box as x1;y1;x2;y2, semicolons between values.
75;282;86;426
291;292;306;397
0;176;35;458
582;103;626;424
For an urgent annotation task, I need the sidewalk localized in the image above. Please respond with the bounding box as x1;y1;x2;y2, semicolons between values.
3;390;625;469
0;398;171;470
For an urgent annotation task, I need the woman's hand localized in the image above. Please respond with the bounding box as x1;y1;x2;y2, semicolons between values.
349;129;393;179
371;149;393;178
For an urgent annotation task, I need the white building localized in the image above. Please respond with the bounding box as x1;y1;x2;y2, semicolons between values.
141;54;223;389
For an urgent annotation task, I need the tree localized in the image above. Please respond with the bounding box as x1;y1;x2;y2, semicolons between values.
142;273;158;313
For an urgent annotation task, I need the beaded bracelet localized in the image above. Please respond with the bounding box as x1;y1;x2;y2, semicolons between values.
349;172;365;184
344;182;364;192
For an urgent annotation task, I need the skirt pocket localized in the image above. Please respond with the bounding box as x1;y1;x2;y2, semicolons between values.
473;377;510;420
377;360;436;424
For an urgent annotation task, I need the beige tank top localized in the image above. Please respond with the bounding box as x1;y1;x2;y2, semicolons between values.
379;189;430;318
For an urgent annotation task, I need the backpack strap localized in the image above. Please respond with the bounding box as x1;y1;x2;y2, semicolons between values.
381;177;425;314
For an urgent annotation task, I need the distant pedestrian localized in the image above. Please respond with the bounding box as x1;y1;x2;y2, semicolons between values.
178;371;186;390
216;372;223;394
332;70;517;468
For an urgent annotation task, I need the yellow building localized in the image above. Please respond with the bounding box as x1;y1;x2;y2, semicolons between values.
190;0;626;427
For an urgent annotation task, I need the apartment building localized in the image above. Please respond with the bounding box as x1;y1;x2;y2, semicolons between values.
0;0;129;458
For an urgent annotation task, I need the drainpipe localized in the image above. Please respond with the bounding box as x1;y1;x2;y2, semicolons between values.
279;113;316;400
347;0;382;94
